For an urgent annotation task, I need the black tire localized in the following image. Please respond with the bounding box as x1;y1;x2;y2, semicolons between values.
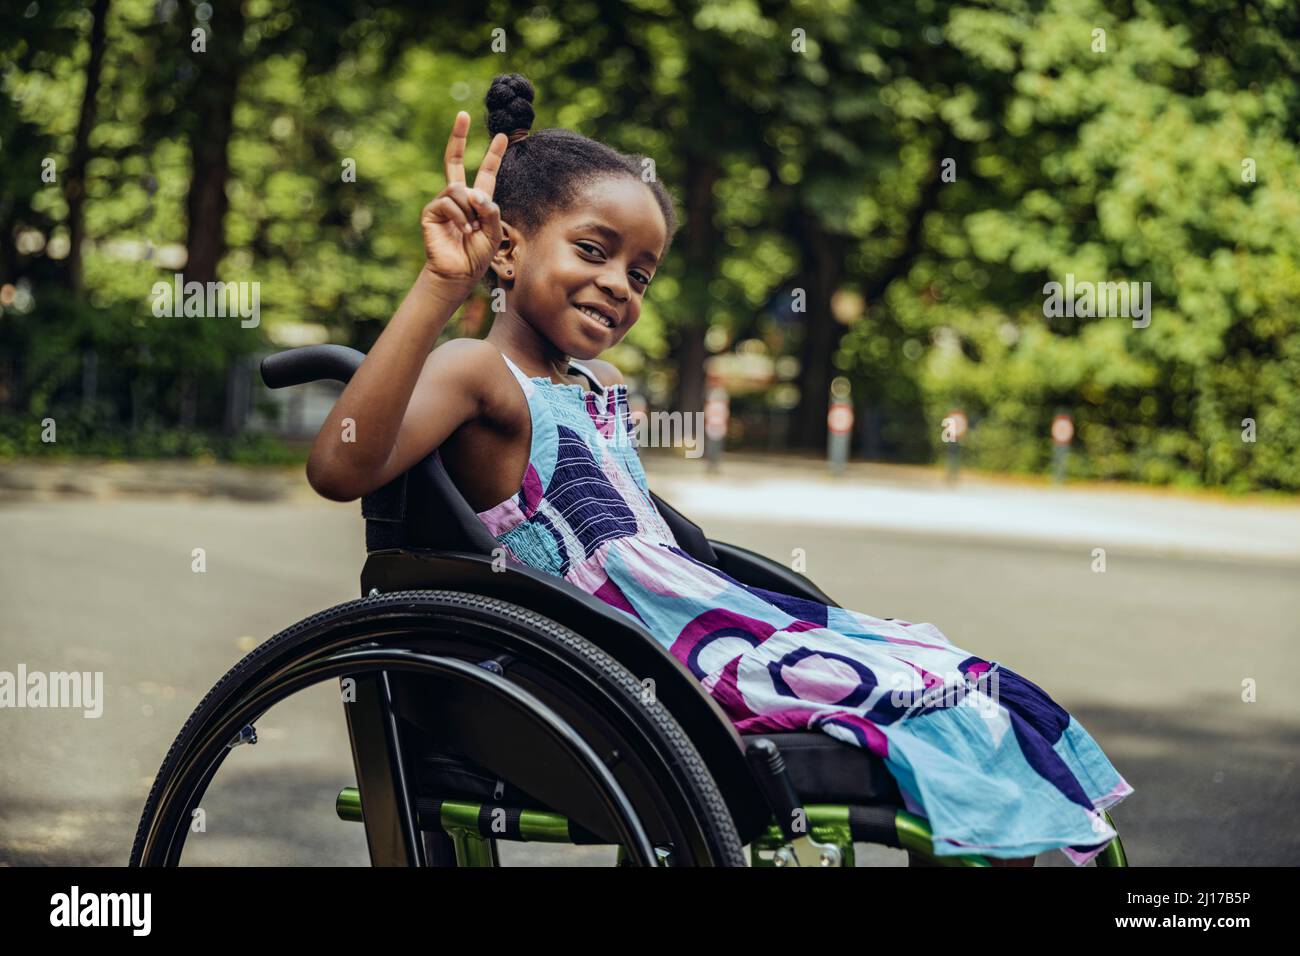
130;590;748;867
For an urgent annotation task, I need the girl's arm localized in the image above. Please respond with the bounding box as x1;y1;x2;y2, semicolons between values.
306;271;478;501
305;111;508;502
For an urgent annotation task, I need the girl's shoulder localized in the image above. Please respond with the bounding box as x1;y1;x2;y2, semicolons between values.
428;336;511;380
422;336;520;417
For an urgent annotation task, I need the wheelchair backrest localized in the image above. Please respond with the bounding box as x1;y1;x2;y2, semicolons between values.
261;345;720;564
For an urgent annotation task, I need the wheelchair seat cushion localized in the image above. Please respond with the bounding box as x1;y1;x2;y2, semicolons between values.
416;733;904;821
740;732;902;805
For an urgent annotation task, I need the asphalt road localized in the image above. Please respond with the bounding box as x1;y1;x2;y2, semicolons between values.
1;494;1296;866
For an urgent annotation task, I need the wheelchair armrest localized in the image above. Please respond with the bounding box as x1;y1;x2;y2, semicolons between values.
706;539;841;609
649;490;719;566
261;344;364;388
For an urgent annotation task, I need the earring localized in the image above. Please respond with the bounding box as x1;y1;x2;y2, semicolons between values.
505;268;513;277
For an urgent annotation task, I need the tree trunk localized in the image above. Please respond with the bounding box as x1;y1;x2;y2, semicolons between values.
674;154;720;416
182;3;244;434
791;217;846;450
790;141;949;452
66;0;111;298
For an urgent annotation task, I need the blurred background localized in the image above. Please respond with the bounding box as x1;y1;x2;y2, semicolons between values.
1;0;1297;866
5;0;1300;485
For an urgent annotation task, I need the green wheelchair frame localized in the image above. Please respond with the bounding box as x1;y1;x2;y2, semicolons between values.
334;786;1127;867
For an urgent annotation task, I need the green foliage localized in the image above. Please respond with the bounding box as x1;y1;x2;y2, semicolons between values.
2;0;1298;491
0;412;303;464
864;0;1300;491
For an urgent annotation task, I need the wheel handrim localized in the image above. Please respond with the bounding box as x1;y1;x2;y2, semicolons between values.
136;648;658;866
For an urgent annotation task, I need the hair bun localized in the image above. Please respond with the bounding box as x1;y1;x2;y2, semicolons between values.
486;73;536;141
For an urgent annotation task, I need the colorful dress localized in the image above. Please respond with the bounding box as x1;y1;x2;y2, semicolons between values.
473;349;1133;863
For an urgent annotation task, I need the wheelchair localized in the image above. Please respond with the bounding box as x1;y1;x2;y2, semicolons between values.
129;344;1129;868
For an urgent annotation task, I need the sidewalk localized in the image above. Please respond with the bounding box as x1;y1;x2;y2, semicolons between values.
5;453;1299;564
641;451;1300;565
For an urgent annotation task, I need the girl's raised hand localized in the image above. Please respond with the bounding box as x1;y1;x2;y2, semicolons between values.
420;111;508;287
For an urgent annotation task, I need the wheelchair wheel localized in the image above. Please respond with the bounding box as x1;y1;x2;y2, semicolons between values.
129;590;748;867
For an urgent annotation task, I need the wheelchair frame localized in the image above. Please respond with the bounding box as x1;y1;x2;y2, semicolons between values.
128;345;1129;868
340;551;1126;868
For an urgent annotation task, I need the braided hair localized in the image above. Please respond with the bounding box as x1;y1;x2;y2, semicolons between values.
483;73;679;288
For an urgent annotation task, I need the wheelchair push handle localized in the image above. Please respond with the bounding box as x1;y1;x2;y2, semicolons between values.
745;738;807;842
261;344;365;389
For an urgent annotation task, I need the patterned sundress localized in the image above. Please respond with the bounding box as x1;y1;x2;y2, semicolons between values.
472;349;1134;863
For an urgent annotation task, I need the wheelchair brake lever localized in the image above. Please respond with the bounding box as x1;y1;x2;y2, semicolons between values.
745;738;844;867
745;738;804;840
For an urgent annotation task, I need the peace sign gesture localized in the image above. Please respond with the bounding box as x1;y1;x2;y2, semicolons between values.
420;111;508;287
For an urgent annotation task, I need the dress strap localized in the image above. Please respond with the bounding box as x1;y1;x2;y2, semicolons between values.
566;359;605;397
497;350;532;386
496;348;606;397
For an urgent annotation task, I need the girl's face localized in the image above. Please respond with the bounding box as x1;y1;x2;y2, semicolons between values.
498;175;667;360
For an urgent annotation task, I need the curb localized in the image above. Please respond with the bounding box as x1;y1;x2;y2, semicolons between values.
0;459;309;503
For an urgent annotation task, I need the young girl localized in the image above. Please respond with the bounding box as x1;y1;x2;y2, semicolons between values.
307;73;1133;866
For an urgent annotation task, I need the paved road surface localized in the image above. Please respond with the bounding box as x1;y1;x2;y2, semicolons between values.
1;487;1296;866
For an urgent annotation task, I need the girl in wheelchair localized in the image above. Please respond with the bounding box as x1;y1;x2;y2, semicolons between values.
305;72;1132;867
